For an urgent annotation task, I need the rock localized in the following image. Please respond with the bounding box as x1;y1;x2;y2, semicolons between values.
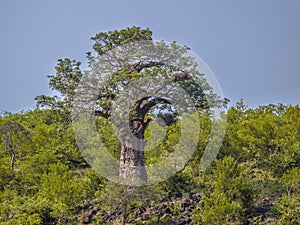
191;193;202;203
181;198;190;210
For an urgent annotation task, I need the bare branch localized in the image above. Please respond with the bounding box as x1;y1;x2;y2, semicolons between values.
94;110;110;118
96;93;116;101
140;97;172;117
129;61;164;72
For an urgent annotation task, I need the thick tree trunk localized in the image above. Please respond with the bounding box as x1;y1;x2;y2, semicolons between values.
119;119;148;183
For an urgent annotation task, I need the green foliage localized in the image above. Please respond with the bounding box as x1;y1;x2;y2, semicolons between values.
39;163;82;217
274;195;300;225
0;103;299;224
35;58;82;110
0;26;299;224
271;167;300;224
192;156;253;224
95;117;121;158
222;103;300;176
89;26;153;56
0;117;31;172
280;167;300;195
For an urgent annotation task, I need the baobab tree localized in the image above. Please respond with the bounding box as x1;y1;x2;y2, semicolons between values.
36;26;227;184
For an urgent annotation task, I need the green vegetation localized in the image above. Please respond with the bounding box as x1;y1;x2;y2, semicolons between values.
1;103;299;224
0;27;299;224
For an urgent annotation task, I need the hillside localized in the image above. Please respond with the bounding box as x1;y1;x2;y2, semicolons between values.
0;102;299;224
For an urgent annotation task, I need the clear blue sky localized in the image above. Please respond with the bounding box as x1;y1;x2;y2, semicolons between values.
1;0;299;112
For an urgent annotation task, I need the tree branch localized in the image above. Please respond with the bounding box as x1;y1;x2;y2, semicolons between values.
140;97;172;117
129;61;164;72
96;93;116;101
94;110;110;118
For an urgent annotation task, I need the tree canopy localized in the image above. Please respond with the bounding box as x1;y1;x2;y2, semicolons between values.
36;26;228;185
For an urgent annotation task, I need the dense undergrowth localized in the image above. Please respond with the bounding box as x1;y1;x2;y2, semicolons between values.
0;102;299;224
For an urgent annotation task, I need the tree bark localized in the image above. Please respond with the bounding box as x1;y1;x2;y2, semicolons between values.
119;118;148;183
117;98;163;183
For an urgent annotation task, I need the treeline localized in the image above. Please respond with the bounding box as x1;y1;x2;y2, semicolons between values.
0;102;299;224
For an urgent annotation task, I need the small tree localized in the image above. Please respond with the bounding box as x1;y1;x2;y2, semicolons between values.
193;156;254;224
0;118;30;172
